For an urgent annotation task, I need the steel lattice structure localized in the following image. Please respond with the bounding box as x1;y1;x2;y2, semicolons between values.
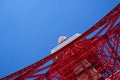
1;3;120;80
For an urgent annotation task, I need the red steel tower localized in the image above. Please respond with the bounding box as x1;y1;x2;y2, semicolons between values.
1;3;120;80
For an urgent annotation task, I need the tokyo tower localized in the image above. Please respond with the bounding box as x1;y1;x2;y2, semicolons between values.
1;3;120;80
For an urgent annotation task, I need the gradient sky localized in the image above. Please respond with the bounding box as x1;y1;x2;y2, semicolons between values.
0;0;120;78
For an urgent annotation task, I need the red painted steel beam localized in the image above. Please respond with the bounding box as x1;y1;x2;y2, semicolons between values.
1;3;120;80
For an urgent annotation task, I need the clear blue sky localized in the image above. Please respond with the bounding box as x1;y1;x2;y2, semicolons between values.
0;0;119;78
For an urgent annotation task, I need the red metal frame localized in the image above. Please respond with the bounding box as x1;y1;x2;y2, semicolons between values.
1;3;120;80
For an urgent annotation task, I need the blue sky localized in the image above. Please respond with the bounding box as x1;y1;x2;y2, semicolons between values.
0;0;120;78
